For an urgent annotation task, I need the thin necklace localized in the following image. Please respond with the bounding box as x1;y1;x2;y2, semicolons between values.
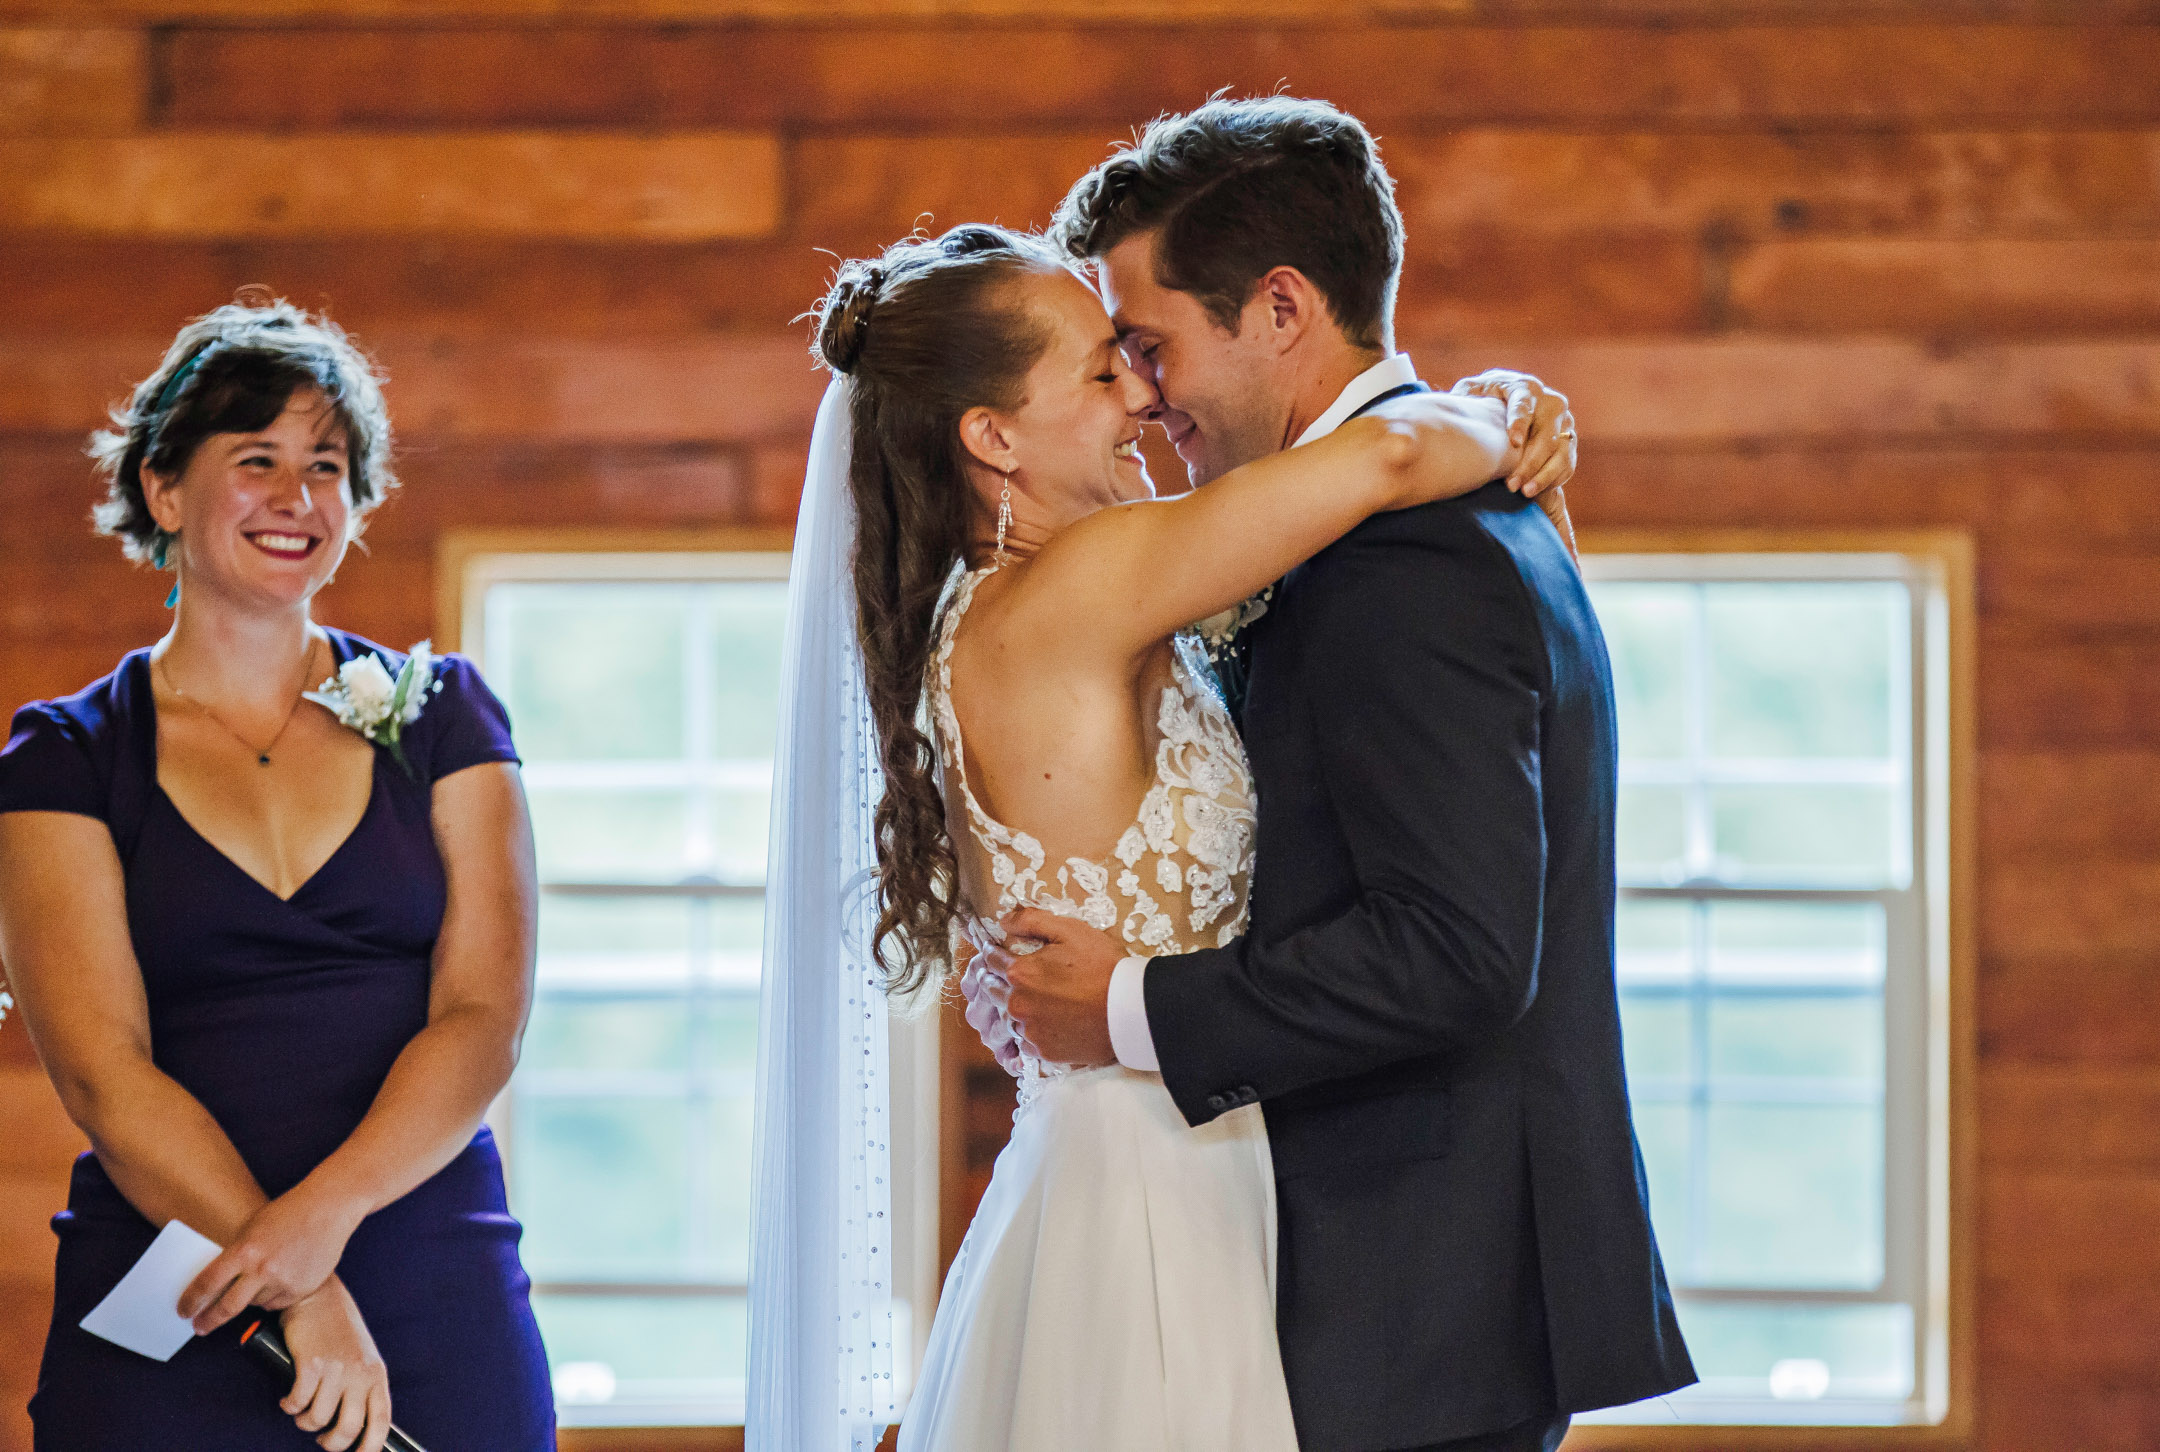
155;637;323;768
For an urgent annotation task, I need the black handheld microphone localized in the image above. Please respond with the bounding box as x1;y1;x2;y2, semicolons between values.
238;1315;430;1452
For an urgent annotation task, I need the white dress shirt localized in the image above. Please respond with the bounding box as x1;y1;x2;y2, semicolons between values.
1105;353;1419;1074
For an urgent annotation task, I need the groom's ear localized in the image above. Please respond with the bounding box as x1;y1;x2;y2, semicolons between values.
1254;265;1324;354
957;405;1017;475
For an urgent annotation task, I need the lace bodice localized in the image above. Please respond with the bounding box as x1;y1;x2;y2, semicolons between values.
931;565;1259;978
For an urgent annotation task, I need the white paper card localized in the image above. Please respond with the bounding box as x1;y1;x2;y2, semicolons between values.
79;1220;223;1361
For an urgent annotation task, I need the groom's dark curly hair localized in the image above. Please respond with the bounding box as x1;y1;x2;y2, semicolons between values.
1051;96;1404;351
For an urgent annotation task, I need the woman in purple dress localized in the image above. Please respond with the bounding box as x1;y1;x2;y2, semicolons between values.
0;300;554;1452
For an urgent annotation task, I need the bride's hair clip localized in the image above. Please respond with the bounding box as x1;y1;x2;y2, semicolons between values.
817;262;885;375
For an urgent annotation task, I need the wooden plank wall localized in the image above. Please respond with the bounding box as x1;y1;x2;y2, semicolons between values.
1;5;2157;1447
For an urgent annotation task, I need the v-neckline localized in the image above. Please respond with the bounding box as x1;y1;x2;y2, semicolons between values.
139;634;382;906
154;774;378;906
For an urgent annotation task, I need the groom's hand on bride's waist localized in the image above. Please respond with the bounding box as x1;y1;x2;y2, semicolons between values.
983;908;1121;1068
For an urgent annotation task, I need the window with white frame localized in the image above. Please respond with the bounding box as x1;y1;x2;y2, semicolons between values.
1578;548;1960;1429
454;542;939;1429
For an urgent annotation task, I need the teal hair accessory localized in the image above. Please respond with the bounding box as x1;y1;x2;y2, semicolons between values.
151;342;214;417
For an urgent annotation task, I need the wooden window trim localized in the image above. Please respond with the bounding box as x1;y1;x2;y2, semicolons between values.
439;528;869;1452
1566;528;1976;1451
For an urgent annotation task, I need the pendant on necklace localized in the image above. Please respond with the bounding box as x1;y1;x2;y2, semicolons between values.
258;754;271;766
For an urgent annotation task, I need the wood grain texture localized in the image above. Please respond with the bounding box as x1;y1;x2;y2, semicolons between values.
1981;1169;2160;1277
1389;128;2160;239
0;232;1704;342
152;24;2160;129
1983;551;2160;631
0;133;782;240
1982;751;2160;859
1406;338;2160;443
1729;238;2160;334
11;0;2160;17
0;1075;82;1179
1979;633;2160;749
0;334;828;439
1982;860;2160;958
0;238;858;338
0;28;140;135
1981;951;2160;1065
785;128;2160;243
0;1176;64;1282
1573;446;2160;542
1979;1067;2160;1170
0;1278;46;1452
12;335;2158;443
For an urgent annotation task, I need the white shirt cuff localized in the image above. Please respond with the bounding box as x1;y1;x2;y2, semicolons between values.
1106;955;1160;1073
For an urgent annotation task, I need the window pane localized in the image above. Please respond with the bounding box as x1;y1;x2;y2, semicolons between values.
1706;582;1901;760
499;585;687;761
702;1046;757;1282
1631;1101;1693;1270
535;1294;746;1425
1708;901;1886;985
1709;994;1883;1083
491;569;792;1429
525;999;694;1074
704;897;766;988
1703;1104;1883;1288
1617;785;1686;881
708;786;773;884
1591;582;1691;759
529;789;693;880
707;586;790;758
517;1097;691;1279
1674;1300;1913;1404
1616;897;1691;981
1710;784;1896;883
1583;556;1936;1427
539;896;695;987
1619;995;1691;1081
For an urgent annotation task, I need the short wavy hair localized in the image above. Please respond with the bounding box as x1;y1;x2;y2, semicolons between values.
1051;96;1404;351
90;298;395;566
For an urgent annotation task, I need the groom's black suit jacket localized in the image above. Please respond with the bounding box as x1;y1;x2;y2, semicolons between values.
1147;388;1696;1451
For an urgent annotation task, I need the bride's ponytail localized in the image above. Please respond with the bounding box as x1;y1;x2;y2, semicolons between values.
812;226;1061;994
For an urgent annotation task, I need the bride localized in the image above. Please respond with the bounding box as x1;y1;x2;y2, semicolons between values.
769;223;1571;1451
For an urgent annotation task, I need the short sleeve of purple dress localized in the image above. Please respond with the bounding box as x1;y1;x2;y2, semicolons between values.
0;630;554;1452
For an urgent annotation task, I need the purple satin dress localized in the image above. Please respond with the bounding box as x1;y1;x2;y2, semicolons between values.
0;630;554;1451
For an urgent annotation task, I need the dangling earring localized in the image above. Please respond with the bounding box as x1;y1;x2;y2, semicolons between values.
153;532;179;608
994;470;1013;564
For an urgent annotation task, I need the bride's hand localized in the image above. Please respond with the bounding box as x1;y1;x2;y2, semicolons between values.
1539;485;1580;563
1362;392;1522;509
277;1278;393;1452
180;1184;365;1334
960;947;1026;1076
1450;369;1578;498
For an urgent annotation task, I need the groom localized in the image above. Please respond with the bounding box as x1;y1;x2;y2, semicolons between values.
978;97;1696;1451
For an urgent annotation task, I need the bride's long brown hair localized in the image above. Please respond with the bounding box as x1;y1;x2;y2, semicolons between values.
813;225;1062;994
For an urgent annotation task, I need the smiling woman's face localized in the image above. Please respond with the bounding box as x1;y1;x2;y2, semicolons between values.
988;266;1162;527
146;386;356;611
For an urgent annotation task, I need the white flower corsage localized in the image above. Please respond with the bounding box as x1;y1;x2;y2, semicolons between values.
1195;586;1274;648
305;640;444;779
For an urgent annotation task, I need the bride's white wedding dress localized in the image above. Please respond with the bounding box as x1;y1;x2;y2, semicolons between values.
899;564;1299;1452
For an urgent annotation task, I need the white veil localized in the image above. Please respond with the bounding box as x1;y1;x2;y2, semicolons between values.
747;377;897;1452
